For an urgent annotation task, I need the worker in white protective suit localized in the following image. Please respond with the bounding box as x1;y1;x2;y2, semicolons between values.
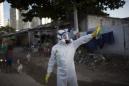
45;28;100;86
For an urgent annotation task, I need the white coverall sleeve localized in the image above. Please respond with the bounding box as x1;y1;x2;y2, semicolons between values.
47;47;56;74
73;34;93;49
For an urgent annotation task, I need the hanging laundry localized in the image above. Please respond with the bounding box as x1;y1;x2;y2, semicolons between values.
96;36;105;49
102;31;115;44
86;31;115;52
86;38;98;52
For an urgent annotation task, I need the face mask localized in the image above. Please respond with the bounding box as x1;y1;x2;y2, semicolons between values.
60;39;71;44
65;40;71;44
57;29;71;43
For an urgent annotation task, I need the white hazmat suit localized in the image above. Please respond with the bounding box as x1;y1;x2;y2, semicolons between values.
47;29;93;86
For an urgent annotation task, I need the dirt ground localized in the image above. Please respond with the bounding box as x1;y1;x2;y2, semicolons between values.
1;47;129;86
0;72;42;86
21;54;129;86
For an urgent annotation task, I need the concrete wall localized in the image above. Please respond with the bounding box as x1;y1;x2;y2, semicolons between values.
97;25;125;56
81;15;129;56
87;15;122;30
79;16;87;31
124;24;129;56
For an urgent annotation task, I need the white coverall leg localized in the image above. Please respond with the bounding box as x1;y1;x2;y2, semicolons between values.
47;34;93;86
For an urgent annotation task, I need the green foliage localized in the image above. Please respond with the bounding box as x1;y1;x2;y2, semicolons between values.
0;0;126;21
0;26;16;33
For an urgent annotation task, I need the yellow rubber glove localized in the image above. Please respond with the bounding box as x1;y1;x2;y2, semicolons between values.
45;73;50;84
92;24;101;37
91;31;97;37
96;25;101;35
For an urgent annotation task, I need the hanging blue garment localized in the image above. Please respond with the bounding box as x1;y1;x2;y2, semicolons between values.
86;38;98;52
96;36;105;49
102;31;115;44
86;31;115;52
